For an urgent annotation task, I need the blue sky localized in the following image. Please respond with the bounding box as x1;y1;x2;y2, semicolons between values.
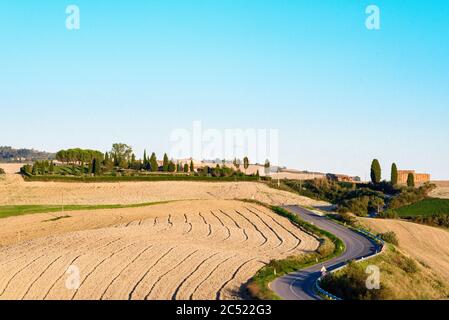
1;0;448;179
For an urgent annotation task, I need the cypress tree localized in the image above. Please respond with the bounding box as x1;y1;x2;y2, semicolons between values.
264;159;271;175
184;163;189;172
150;153;158;172
163;153;169;172
243;157;249;169
264;159;270;169
243;157;249;174
190;160;194;172
96;158;101;175
370;159;381;184
92;158;101;176
168;161;176;173
104;152;113;171
407;173;415;188
233;158;240;169
391;163;398;185
213;164;221;177
88;160;93;175
143;150;148;168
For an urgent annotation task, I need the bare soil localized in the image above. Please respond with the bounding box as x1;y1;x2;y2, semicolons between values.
0;200;319;300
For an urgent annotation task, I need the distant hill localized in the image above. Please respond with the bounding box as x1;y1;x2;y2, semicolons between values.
0;146;55;162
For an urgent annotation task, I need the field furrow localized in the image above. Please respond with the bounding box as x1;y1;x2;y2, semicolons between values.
0;200;319;300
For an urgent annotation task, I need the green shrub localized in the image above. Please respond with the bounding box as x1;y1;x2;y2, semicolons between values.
320;262;393;300
388;183;436;210
20;164;32;176
338;196;370;217
282;179;349;203
402;257;419;273
336;212;357;226
392;254;418;273
368;196;385;213
378;209;399;219
377;231;399;246
405;213;449;229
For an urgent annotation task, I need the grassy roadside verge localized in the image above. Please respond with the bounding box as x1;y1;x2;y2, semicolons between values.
319;245;449;300
244;203;345;300
0;201;173;219
22;174;263;183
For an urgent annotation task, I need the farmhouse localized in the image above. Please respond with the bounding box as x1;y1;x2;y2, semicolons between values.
326;173;360;182
397;170;431;185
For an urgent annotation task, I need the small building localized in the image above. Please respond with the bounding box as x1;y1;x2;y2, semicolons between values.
397;170;430;185
326;173;358;182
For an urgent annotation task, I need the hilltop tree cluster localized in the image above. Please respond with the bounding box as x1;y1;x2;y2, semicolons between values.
24;144;257;180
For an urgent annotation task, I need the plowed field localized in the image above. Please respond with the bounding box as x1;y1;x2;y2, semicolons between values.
0;200;319;300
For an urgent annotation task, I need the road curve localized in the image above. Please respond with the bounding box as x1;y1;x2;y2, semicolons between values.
271;206;379;300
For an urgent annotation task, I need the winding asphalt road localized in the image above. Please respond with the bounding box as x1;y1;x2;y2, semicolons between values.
271;206;379;300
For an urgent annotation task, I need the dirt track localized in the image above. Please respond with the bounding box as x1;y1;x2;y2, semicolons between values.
0;200;319;300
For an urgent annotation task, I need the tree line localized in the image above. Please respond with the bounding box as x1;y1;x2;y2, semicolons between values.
0;146;54;162
27;143;258;178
